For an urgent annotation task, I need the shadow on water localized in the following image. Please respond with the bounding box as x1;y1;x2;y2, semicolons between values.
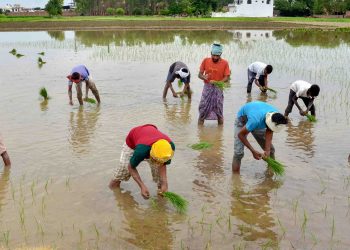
0;168;10;213
286;120;315;158
113;190;174;250
68;106;100;155
192;126;224;199
231;174;282;243
47;31;65;41
39;99;49;111
163;99;191;126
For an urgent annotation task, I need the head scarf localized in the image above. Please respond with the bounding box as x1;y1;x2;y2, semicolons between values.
150;139;174;164
175;68;189;79
211;43;223;56
265;112;285;133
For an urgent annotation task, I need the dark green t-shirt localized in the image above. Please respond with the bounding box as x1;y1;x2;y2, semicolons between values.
130;142;175;168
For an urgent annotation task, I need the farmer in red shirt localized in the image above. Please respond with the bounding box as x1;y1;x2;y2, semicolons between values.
109;124;175;199
198;44;231;125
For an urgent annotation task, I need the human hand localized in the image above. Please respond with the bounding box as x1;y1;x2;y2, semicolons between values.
141;186;150;199
209;80;216;84
252;150;262;160
173;93;178;98
300;110;307;116
263;151;270;159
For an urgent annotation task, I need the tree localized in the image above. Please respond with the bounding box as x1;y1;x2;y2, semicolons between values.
115;8;125;15
106;7;115;15
45;0;64;16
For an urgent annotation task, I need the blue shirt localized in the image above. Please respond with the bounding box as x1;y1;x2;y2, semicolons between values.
237;101;278;132
70;65;90;80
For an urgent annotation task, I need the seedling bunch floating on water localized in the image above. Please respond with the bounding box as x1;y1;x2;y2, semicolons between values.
306;114;317;122
263;157;285;176
189;141;213;150
38;57;46;64
84;98;96;104
9;48;17;55
162;191;188;214
39;87;50;100
38;52;45;56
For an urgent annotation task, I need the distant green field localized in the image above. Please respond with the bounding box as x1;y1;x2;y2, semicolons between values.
0;15;350;23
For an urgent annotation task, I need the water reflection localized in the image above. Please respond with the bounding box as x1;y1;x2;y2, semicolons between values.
75;30;234;47
231;174;281;242
68;106;100;154
47;31;65;41
39;100;49;111
0;168;10;213
113;190;173;250
273;30;350;48
163;99;191;125
286;120;315;158
193;126;224;198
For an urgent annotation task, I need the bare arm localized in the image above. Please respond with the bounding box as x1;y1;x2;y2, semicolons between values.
158;164;168;193
85;81;89;99
68;85;73;105
238;126;262;160
264;129;273;157
198;71;208;81
292;95;306;115
306;99;315;113
1;152;11;166
128;164;150;199
264;75;268;88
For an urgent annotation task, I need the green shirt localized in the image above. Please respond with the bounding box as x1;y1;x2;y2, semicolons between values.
130;142;175;168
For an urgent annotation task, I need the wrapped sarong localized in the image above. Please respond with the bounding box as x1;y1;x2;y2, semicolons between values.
198;83;224;120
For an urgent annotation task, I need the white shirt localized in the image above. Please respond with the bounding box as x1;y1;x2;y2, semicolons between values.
248;62;267;79
290;80;311;98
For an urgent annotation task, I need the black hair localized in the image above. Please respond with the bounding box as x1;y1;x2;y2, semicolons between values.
265;65;273;74
271;113;288;125
308;84;320;97
71;72;80;80
181;68;188;73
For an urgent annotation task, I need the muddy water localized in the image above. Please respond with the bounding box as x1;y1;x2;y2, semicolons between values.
0;30;349;249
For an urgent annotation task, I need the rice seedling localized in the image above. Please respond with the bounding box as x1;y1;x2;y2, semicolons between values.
2;230;10;248
39;87;50;100
150;197;158;209
189;141;213;150
84;98;96;104
41;197;46;216
306;114;317;122
277;217;286;237
263;157;285;176
38;57;46;64
228;215;232;232
79;229;83;243
65;177;71;190
19;206;25;228
178;79;183;88
162;191;188;214
16;53;24;58
331;216;335;240
93;223;100;240
45;179;49;193
108;220;113;233
213;81;229;91
38;52;45;56
310;232;319;247
265;87;277;93
301;209;308;239
9;48;17;55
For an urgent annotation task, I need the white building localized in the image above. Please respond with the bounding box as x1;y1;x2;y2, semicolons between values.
212;0;274;17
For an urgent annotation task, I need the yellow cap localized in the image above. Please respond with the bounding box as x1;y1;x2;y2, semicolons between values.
150;139;174;163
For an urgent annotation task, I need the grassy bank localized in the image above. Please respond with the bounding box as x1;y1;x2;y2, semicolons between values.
0;15;349;31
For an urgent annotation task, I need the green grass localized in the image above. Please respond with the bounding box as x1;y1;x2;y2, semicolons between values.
263;157;285;176
306;114;317;122
39;87;50;100
189;141;213;150
84;97;96;104
163;191;188;214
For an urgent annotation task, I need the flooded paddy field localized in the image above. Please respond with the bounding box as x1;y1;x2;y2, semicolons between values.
0;29;350;249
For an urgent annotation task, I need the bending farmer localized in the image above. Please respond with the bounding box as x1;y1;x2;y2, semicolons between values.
0;134;11;167
163;61;191;99
284;80;320;118
232;101;288;173
67;65;101;106
247;62;273;93
109;124;175;199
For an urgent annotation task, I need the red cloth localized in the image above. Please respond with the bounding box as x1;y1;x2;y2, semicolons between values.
199;58;230;84
125;124;171;149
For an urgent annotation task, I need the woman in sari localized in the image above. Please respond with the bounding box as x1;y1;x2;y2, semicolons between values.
198;44;230;125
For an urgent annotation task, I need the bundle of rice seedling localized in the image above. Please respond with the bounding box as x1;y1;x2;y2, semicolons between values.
266;87;277;93
189;141;213;150
263;157;285;176
16;53;24;58
39;87;50;100
38;52;45;56
9;48;17;55
213;81;229;91
84;98;96;104
178;79;183;88
306;114;317;122
38;57;46;64
163;191;188;214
